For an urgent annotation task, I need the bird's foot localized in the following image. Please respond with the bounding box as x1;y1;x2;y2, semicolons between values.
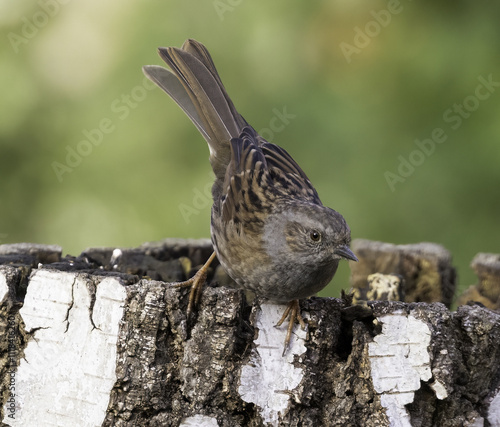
171;251;216;318
275;299;307;356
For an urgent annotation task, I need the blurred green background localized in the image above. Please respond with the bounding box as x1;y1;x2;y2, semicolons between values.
1;1;499;301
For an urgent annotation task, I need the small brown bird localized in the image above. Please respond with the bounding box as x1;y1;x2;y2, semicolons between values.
143;39;357;354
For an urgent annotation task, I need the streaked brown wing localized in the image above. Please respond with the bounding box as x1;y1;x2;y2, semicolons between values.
261;142;320;203
221;127;269;222
221;127;321;223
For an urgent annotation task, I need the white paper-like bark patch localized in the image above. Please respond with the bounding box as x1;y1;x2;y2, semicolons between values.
180;414;219;426
239;303;307;426
429;379;448;400
3;270;126;427
488;389;500;426
0;270;8;304
368;311;432;427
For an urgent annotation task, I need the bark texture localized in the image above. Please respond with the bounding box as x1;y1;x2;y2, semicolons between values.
0;240;499;427
457;253;500;310
350;239;457;308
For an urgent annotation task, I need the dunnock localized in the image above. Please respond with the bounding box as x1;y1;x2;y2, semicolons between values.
143;39;357;353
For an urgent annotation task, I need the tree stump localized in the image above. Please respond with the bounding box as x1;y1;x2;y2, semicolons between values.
0;240;499;426
349;239;457;308
457;253;500;310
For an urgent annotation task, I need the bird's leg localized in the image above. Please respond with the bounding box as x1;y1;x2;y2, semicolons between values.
171;251;216;317
275;299;307;356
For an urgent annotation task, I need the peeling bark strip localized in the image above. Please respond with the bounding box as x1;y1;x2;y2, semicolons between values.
369;310;433;424
239;304;308;425
7;270;126;426
0;240;499;426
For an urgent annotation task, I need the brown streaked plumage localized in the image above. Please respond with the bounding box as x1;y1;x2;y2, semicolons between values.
143;39;357;354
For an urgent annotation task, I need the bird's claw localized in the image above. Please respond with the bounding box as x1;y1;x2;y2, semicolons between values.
171;251;216;318
275;299;307;356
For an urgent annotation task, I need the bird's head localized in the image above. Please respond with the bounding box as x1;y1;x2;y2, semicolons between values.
263;202;357;268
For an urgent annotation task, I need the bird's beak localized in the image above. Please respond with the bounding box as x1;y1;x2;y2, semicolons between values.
334;245;358;262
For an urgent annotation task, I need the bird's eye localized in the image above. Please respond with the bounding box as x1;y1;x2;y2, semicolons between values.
309;230;321;242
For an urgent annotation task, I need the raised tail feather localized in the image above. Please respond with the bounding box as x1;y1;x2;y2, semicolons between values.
143;39;248;192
